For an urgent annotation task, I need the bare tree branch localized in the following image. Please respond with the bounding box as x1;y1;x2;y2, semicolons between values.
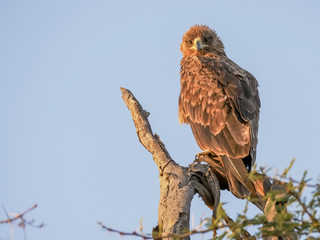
99;221;227;240
120;87;173;173
120;87;223;239
0;204;38;225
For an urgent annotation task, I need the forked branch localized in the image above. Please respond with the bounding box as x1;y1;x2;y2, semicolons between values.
120;87;221;239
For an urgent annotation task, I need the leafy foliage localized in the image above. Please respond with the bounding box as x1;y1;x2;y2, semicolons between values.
203;159;320;239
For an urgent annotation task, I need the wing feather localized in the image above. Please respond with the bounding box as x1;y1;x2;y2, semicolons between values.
226;111;250;146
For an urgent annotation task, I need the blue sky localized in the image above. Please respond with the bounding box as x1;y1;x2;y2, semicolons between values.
1;1;320;239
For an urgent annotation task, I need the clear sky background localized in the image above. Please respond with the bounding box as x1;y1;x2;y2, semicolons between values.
1;1;320;239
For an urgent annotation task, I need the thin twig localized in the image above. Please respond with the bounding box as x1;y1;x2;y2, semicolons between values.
99;222;227;240
288;190;319;224
0;204;38;224
272;176;318;188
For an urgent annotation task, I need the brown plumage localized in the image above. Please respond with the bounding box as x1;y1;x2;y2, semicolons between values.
179;25;261;199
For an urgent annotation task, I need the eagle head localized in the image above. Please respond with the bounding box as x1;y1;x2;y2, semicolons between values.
180;25;225;57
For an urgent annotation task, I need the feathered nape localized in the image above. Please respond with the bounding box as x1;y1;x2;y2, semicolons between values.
182;25;215;41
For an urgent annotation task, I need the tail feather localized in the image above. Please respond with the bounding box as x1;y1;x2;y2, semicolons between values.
221;156;255;195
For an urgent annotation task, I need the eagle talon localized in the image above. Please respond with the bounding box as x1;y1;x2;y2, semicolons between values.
195;152;213;162
194;153;206;163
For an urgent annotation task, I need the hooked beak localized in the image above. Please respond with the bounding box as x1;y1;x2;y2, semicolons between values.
190;37;207;50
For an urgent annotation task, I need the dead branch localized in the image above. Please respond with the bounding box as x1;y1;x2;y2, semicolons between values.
0;204;39;225
99;221;228;240
121;87;222;239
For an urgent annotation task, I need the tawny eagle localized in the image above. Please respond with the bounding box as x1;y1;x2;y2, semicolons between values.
178;25;262;198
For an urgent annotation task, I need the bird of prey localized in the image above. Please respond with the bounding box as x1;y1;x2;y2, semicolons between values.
178;25;263;199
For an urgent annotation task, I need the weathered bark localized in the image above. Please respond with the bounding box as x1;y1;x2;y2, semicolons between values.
121;87;220;239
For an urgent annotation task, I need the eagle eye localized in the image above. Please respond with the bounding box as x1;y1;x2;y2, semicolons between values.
187;40;193;45
204;37;212;43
